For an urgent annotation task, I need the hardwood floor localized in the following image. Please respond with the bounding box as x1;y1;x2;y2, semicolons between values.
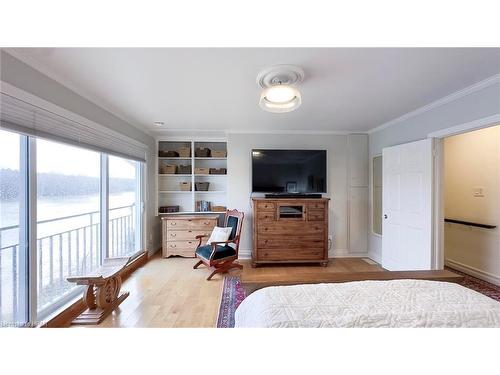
91;254;382;328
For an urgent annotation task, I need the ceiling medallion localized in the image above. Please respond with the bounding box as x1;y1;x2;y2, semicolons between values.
257;65;304;113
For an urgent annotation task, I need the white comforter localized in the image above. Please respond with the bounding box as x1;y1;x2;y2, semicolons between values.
234;280;500;328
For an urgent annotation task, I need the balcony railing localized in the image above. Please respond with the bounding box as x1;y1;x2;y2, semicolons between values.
0;204;136;322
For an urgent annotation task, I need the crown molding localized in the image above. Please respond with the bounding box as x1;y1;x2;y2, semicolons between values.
2;48;153;137
226;129;361;135
150;128;364;136
368;73;500;134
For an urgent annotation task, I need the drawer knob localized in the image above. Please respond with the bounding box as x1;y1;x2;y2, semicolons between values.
171;222;176;226
171;233;176;237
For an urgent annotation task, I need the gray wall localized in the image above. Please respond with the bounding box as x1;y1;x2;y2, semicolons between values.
0;50;161;254
368;80;500;262
227;133;369;258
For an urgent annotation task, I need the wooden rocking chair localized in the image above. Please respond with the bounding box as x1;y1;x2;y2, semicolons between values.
193;209;244;280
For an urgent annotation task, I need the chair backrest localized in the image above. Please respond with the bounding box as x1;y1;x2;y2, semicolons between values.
224;209;244;255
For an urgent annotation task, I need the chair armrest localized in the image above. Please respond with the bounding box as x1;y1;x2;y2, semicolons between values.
196;234;209;247
207;238;239;260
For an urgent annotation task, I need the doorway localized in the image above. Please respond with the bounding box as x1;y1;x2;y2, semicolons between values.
441;124;500;286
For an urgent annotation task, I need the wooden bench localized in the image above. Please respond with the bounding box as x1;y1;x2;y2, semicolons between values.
67;257;132;325
241;269;464;295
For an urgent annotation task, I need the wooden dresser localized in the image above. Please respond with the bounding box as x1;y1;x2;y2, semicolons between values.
252;198;329;267
161;215;219;258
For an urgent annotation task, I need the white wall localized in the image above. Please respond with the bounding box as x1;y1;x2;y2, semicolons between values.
368;78;500;262
0;50;161;254
444;126;500;285
227;133;368;258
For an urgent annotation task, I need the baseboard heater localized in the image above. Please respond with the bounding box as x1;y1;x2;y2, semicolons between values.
444;218;496;229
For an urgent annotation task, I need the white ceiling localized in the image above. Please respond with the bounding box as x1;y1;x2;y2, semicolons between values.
9;48;500;135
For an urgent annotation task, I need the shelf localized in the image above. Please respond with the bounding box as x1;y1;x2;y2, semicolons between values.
157;139;227;217
158;211;224;215
195;191;226;194
158;191;193;194
158;157;192;160
194;174;227;177
444;218;496;229
195;157;227;160
158;174;192;177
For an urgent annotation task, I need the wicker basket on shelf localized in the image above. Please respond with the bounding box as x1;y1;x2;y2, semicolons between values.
195;147;211;157
209;168;227;175
194;167;210;175
179;182;192;191
178;147;191;157
161;165;177;174
211;150;227;158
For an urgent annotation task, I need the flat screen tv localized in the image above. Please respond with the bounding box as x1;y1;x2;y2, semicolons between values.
252;149;327;193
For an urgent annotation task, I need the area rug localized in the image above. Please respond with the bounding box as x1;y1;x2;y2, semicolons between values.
446;266;500;302
216;276;246;328
216;271;500;327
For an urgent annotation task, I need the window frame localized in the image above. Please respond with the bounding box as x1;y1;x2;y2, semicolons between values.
0;130;145;326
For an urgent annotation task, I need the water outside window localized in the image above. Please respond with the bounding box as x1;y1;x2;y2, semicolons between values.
108;155;141;258
36;139;102;316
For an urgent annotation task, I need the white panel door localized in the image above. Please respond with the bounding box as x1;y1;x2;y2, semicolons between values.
382;139;434;271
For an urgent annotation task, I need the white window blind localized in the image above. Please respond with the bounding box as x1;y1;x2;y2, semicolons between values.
0;92;147;162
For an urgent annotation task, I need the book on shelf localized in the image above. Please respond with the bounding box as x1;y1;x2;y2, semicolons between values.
195;200;212;212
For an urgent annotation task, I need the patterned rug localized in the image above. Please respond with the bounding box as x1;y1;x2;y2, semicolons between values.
216;270;500;328
446;266;500;302
216;276;246;328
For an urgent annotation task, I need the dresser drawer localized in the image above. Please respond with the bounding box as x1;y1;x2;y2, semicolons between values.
166;230;211;241
257;237;324;248
307;209;325;221
166;218;216;230
307;202;326;210
256;201;275;211
164;240;199;251
257;211;276;221
258;248;324;261
258;222;324;236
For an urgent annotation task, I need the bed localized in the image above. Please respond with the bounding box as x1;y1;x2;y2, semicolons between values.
234;279;500;328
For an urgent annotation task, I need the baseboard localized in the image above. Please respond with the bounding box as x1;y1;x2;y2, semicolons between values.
238;250;252;259
368;251;382;264
330;249;370;258
445;258;500;287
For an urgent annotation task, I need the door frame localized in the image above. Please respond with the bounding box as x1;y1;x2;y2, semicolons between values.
429;113;500;269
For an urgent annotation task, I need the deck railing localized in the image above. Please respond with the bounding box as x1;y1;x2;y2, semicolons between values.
0;204;136;322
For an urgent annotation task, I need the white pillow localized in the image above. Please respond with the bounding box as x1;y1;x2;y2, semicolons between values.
206;226;233;245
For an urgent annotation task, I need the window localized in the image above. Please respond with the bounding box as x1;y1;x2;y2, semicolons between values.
372;155;383;235
108;155;142;258
36;139;101;317
0;131;144;325
0;129;28;326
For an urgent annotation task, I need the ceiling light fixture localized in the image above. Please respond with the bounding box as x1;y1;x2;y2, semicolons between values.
257;65;304;113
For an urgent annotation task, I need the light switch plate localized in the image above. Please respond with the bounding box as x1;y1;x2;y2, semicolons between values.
473;186;484;197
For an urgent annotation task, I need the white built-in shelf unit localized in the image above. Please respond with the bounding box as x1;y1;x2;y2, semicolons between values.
156;139;227;215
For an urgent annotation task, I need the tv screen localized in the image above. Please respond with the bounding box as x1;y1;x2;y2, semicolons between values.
252;149;327;193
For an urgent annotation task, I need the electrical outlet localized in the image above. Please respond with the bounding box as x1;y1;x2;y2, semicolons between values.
473;186;484;197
